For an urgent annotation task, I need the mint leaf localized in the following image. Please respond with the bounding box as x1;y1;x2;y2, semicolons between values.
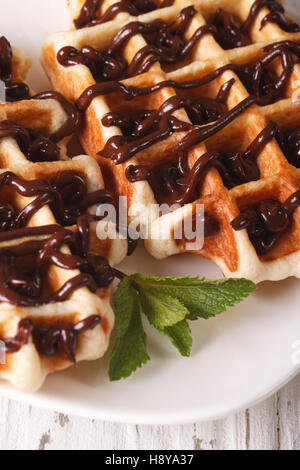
131;275;256;320
138;287;191;355
138;288;188;330
109;277;149;381
165;320;192;357
109;274;256;381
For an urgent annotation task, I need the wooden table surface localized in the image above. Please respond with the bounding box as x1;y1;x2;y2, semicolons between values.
0;373;299;450
0;0;299;451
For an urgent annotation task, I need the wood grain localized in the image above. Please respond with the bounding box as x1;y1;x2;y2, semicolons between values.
0;374;299;450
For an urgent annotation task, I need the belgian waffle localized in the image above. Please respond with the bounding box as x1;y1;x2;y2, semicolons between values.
42;0;300;283
0;40;128;392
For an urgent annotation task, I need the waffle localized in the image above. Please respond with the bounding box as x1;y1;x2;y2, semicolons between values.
0;41;128;392
42;0;300;283
67;0;184;29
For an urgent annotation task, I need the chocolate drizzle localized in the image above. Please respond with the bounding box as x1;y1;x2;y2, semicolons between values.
126;120;279;205
213;9;248;50
244;0;300;34
99;94;256;165
0;170;113;229
74;0;174;29
126;151;219;205
125;7;216;75
74;38;300;248
276;127;300;168
235;41;300;106
231;191;300;255
30;91;82;143
77;39;300;115
216;120;278;189
213;0;300;50
0;36;29;102
0;171;116;360
3;315;101;361
0;167;117;307
0;230;104;307
0;220;112;360
0;91;81;162
65;4;300;251
57;45;127;82
60;6;215;81
0;120;60;163
101;95;192;164
74;38;300;181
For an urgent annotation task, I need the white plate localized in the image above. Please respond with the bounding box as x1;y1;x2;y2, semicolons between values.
0;0;299;425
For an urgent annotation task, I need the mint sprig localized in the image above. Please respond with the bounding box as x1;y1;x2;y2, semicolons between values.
109;277;150;381
108;275;256;381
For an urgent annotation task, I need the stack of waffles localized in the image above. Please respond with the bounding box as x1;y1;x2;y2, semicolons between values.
42;0;300;284
0;40;127;392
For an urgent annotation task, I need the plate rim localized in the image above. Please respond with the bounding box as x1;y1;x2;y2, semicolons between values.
0;364;299;425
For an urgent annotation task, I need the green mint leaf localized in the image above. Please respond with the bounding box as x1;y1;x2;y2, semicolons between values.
109;273;256;381
109;277;149;381
164;320;192;357
138;288;189;330
137;283;191;357
131;275;256;320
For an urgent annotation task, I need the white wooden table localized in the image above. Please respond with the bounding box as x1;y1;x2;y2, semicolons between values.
0;373;299;450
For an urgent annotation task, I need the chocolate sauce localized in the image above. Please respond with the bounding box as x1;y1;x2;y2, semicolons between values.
260;11;300;33
0;169;114;230
101;79;234;147
276;127;300;168
236;41;300;106
217;120;278;188
2;315;101;362
77;40;300;113
99;78;235;167
57;45;127;82
74;0;102;29
126;151;220;205
0;91;82;160
0;222;115;307
79;88;256;165
0;167;117;307
242;0;300;35
100;95;192;164
0;120;60;162
0;219;112;361
75;38;300;223
0;120;137;255
0;91;81;163
60;6;215;81
76;65;241;111
126;7;216;76
74;0;173;29
0;224;63;242
30;91;82;143
183;79;236;125
126;120;278;205
213;0;300;50
213;9;248;50
0;36;29;102
126;151;220;237
231;190;300;254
